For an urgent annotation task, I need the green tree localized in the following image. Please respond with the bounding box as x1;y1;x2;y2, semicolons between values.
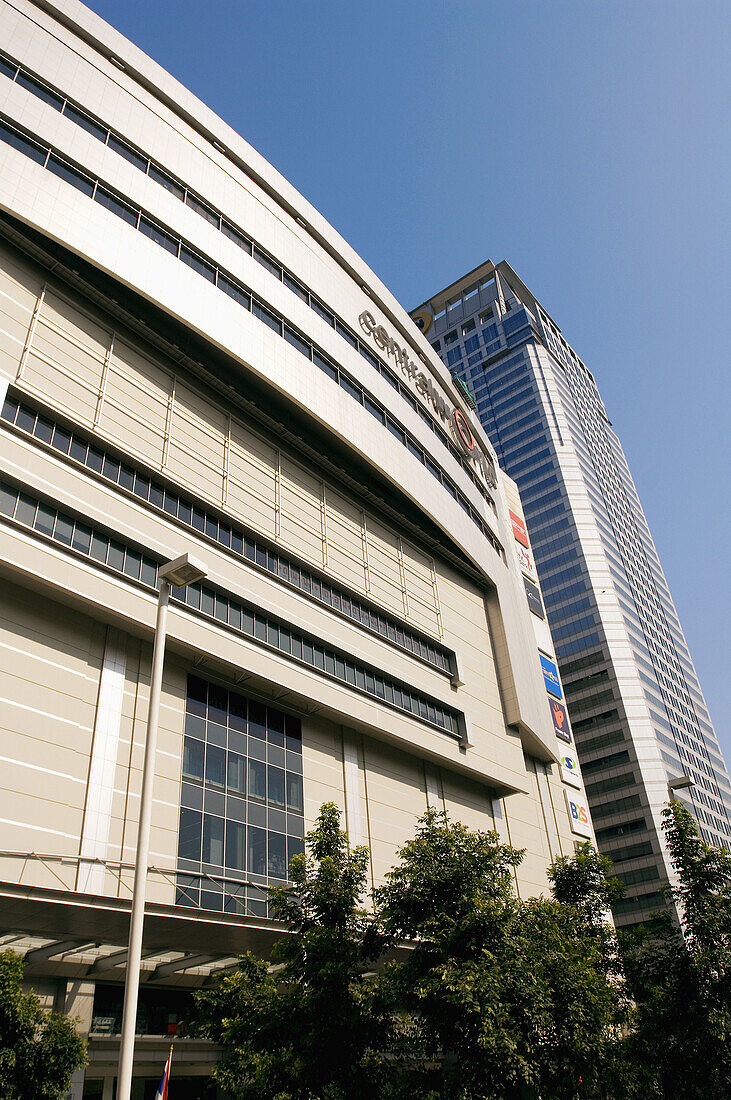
0;949;86;1100
620;800;731;1100
377;810;630;1100
196;802;386;1099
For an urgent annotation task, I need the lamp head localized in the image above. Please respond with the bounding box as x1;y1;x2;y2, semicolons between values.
159;553;207;588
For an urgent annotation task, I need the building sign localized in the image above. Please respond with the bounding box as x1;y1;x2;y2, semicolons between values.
509;508;529;548
550;699;572;743
560;747;582;789
358;310;497;487
565;791;592;838
523;576;544;619
411;309;433;336
516;542;537;581
540;654;562;698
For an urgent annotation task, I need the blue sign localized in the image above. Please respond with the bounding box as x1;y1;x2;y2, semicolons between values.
540;654;562;698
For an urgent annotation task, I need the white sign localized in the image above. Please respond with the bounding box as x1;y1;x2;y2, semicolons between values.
559;748;582;789
516;542;537;582
565;790;592;838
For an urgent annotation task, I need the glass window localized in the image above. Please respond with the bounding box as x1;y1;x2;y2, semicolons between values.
248;758;266;802
180;246;216;283
286;772;303;813
0;484;17;517
284;272;308;301
47;154;95;195
94;187;138;226
311;298;334;326
219;274;250;309
253;246;281;279
252;300;282;334
340;375;362;403
16;70;64;109
50;425;71;454
268;766;285;807
178;808;201;862
139;216;179;255
221;219;251;252
284;326;311;357
185;191;220;227
34;503;55;536
0;56;17;80
313;350;338;381
225;821;245;870
268;832;287;880
148;162;185;199
202;814;224;865
0;120;47;165
247;826;267;876
227;752;246;794
182;737;204;782
69;522;91;554
205;745;226;788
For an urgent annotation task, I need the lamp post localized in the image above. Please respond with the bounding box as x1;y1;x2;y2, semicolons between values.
668;774;695;800
116;553;207;1100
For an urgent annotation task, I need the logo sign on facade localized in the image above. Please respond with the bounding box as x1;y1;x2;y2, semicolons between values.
550;699;572;743
358;310;497;487
565;791;592;838
540;654;562;699
509;508;530;548
523;576;544;619
516;542;536;581
560;748;582;789
411;309;433;336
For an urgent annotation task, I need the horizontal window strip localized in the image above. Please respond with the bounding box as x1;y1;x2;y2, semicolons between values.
0;476;463;740
1;392;453;676
0;50;496;505
0;112;502;554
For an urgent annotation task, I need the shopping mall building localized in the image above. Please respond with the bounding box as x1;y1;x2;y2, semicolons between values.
0;2;592;1095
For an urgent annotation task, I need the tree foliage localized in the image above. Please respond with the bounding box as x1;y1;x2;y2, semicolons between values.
198;800;731;1099
377;810;629;1100
620;800;731;1100
0;949;86;1100
196;802;387;1099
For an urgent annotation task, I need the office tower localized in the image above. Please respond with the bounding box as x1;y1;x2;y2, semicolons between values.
413;260;731;927
0;3;594;1093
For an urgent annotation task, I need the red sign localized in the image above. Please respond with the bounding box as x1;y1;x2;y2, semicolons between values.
509;509;529;548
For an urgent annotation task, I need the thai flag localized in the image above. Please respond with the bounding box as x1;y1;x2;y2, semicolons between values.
155;1046;173;1100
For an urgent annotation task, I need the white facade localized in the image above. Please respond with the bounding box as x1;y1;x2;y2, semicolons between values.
0;3;595;1094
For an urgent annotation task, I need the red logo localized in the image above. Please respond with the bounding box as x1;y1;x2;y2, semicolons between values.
452;408;475;453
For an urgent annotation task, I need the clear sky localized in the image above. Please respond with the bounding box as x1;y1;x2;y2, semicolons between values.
84;0;730;760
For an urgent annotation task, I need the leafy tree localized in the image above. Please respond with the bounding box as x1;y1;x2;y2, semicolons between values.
377;809;630;1100
0;949;86;1100
620;800;731;1100
196;802;387;1099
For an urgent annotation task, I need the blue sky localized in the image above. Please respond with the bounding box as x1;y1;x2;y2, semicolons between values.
85;0;730;759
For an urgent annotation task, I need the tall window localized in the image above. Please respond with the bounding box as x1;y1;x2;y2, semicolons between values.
176;674;304;916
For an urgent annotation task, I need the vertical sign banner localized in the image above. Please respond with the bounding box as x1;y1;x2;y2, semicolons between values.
565;790;592;838
560;747;582;788
517;542;537;581
509;508;530;548
540;654;562;698
523;576;545;619
550;699;571;743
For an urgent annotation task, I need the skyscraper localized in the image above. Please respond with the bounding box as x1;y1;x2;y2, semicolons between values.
413;261;731;926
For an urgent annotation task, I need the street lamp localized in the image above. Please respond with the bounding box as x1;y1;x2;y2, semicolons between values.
117;553;206;1100
668;774;695;800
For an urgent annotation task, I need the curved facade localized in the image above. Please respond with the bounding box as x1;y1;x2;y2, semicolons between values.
0;2;593;1094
